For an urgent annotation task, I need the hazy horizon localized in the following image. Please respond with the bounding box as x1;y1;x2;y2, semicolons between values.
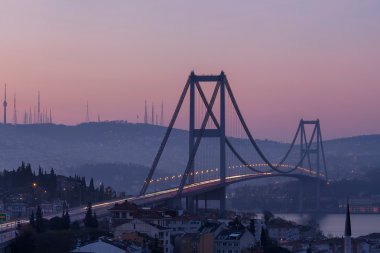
1;1;379;141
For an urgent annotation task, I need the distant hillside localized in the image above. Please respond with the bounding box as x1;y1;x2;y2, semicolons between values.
0;122;288;174
0;122;379;192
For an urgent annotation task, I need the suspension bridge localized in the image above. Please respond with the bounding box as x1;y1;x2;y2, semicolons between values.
129;71;328;214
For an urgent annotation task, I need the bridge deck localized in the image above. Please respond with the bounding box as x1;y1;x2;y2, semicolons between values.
131;170;324;206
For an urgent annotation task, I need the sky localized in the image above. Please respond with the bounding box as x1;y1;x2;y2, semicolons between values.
0;1;379;141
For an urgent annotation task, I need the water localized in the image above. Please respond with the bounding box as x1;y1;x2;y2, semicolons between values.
275;213;380;238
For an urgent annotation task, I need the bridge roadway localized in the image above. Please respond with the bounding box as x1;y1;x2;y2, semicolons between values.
128;168;321;206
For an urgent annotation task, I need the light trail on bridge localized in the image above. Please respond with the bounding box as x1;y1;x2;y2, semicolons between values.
145;163;320;186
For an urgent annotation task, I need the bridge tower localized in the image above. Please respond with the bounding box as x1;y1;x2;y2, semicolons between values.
187;71;227;213
140;71;229;214
298;119;327;212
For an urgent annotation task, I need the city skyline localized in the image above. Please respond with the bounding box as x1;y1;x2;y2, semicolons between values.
0;1;379;141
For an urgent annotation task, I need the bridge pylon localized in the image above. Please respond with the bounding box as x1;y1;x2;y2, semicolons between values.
140;71;228;214
187;72;227;213
298;119;327;212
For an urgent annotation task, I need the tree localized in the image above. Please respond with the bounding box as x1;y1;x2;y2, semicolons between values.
84;202;93;228
62;208;71;229
260;227;270;248
89;178;95;192
262;210;274;226
307;244;312;253
92;212;98;228
228;216;244;230
35;205;44;233
29;211;35;228
71;221;80;230
49;216;64;230
248;219;256;237
10;228;36;253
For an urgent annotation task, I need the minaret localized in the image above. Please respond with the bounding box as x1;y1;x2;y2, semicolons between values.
13;94;17;125
144;100;148;124
344;199;352;253
86;101;89;122
3;83;7;125
160;101;164;126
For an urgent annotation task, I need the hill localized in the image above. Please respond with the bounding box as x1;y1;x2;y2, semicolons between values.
0;122;379;192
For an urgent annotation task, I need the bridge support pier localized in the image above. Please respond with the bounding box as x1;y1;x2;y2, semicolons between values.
167;197;182;209
220;187;226;215
316;180;321;212
204;193;208;211
196;195;199;213
186;196;195;213
298;180;304;213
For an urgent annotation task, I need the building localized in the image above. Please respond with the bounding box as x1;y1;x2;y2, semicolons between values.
109;201;169;227
283;238;370;253
165;215;203;236
174;221;227;253
113;218;172;253
0;230;16;253
359;234;380;253
4;202;27;219
215;228;255;253
70;238;132;253
109;201;139;223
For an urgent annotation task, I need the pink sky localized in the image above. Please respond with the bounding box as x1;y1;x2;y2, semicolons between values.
0;1;379;141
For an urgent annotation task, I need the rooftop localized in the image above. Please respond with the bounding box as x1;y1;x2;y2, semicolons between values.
216;229;246;241
109;201;139;212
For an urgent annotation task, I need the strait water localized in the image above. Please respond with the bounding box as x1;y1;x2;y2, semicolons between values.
275;213;380;238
